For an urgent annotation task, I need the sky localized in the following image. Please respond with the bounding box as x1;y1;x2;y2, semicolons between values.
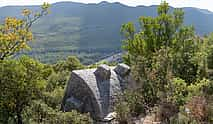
0;0;213;12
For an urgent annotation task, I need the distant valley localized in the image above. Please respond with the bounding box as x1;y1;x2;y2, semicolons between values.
1;1;213;64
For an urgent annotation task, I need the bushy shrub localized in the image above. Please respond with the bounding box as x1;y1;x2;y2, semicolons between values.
53;56;84;73
114;90;146;124
187;79;211;96
185;96;208;122
23;100;92;124
42;88;64;109
115;101;130;124
169;113;199;124
167;78;188;106
154;102;179;122
169;96;213;124
46;71;69;92
203;80;213;95
123;90;146;116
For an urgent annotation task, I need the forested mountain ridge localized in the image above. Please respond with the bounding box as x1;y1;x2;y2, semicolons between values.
1;1;213;64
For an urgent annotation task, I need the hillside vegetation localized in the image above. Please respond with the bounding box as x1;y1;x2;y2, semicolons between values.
116;2;213;123
1;1;213;64
0;1;213;124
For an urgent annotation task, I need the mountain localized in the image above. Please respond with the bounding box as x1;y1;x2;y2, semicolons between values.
0;2;213;64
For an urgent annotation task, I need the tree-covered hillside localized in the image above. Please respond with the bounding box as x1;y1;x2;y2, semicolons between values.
1;1;213;64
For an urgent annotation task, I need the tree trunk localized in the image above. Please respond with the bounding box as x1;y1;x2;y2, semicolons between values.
17;112;23;124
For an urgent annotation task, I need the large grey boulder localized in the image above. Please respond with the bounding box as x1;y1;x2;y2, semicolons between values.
61;64;131;121
114;63;130;77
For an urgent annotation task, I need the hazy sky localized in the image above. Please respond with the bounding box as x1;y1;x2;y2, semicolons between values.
1;0;213;12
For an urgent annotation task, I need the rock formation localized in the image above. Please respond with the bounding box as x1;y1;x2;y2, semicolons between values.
61;64;130;121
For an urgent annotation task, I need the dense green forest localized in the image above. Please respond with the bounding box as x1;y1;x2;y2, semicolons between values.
0;1;213;124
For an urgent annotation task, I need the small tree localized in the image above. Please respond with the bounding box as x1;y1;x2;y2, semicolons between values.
0;56;48;124
53;56;84;73
121;1;209;110
121;1;184;106
0;3;50;60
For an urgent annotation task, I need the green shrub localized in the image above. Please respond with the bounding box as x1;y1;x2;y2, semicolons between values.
187;79;211;96
169;113;199;124
53;56;84;73
23;100;92;124
167;78;188;106
115;101;130;124
123;90;146;116
46;71;69;92
42;88;64;109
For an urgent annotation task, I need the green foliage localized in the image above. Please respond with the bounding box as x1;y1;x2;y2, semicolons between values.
168;78;213;109
167;79;213;123
23;100;53;124
53;56;84;73
121;1;188;108
42;88;64;109
46;56;83;92
0;56;47;123
41;64;54;80
118;2;213;123
169;113;199;124
130;52;170;105
46;71;69;92
115;90;145;120
0;3;94;124
206;97;213;123
172;27;209;83
188;79;212;96
0;55;90;123
0;3;50;60
1;2;213;64
206;33;213;69
23;100;92;124
167;78;188;106
1;1;213;123
123;90;145;116
115;101;130;123
121;0;210;106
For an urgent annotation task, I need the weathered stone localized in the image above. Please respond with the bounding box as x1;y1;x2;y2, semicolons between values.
94;64;111;80
61;63;131;121
103;112;117;122
114;63;130;77
64;96;83;111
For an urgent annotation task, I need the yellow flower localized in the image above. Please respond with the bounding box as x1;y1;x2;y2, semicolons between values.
22;9;31;16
